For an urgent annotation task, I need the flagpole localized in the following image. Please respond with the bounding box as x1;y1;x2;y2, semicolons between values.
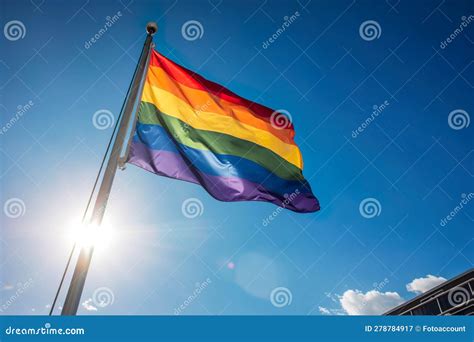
61;22;157;316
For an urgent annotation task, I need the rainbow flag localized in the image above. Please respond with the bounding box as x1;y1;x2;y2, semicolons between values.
127;50;319;213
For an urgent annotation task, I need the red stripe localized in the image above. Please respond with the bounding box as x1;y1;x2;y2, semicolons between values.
149;50;295;131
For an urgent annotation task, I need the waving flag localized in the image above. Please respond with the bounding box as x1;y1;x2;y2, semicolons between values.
127;50;319;212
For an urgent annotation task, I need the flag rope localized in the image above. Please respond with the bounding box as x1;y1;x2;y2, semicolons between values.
48;40;145;315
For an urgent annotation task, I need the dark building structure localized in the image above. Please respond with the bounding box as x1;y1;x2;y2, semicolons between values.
386;269;473;315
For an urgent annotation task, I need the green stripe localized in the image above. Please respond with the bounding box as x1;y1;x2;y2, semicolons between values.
137;101;305;181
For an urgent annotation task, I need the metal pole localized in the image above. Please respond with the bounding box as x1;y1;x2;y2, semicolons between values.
61;22;157;316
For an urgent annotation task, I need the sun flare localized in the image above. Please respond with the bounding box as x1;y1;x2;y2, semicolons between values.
68;220;115;250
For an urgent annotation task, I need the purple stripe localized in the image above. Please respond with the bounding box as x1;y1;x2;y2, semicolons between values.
128;141;319;213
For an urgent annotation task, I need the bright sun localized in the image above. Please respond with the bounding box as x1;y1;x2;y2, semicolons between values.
68;220;115;250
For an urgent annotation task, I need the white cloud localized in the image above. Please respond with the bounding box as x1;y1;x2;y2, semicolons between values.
1;283;14;291
339;289;404;315
82;298;98;311
318;306;331;315
316;305;346;316
406;275;446;294
323;273;447;315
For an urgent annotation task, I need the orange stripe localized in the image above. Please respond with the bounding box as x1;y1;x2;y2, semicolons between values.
145;65;296;145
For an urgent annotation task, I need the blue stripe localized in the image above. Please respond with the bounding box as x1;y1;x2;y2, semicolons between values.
134;123;314;196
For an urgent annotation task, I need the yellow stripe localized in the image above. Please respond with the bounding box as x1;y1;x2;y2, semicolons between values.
141;82;303;168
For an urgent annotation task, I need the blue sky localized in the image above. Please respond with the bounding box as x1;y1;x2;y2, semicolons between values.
1;0;473;315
